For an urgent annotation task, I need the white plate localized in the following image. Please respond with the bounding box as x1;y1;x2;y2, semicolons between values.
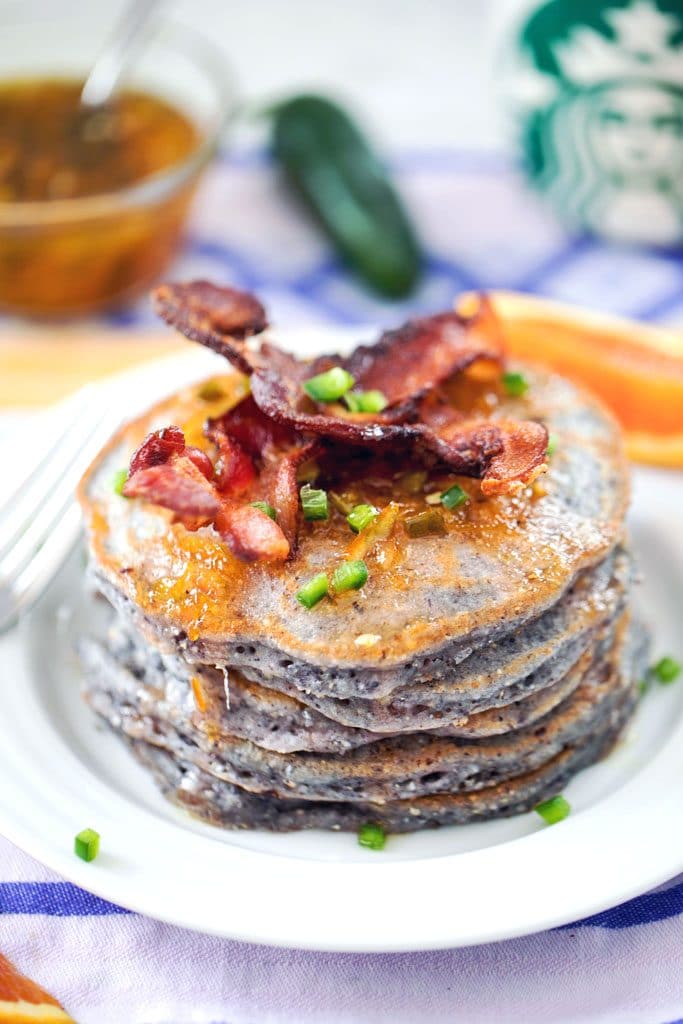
1;335;683;952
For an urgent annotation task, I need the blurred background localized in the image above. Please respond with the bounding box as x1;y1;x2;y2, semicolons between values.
1;0;683;408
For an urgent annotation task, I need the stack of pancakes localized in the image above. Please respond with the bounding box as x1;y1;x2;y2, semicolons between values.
79;349;646;833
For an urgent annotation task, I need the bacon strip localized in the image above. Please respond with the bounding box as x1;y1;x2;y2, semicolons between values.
207;395;298;459
205;425;256;495
345;304;503;406
122;457;220;518
129;425;186;475
209;397;319;551
153;281;267;373
250;372;548;490
262;442;321;549
215;502;290;562
124;421;293;562
152;281;548;495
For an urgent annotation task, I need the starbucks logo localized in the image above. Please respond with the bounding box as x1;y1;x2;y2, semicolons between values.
509;0;683;245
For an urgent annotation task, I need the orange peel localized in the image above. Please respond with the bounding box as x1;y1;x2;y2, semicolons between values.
0;954;74;1022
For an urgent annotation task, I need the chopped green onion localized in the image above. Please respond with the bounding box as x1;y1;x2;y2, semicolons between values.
296;573;329;609
300;483;329;521
332;560;368;593
404;509;447;538
546;433;558;457
534;795;570;825
638;678;649;697
112;469;128;496
425;491;442;505
652;656;681;684
441;484;468;510
399;470;427;494
304;366;355;403
358;823;386;851
347;503;379;533
197;380;225;402
330;491;354;516
74;828;100;862
344;389;388;413
502;371;529;397
250;501;277;521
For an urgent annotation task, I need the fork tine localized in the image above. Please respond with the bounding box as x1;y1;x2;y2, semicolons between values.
0;387;102;520
0;410;119;575
0;395;109;553
0;502;81;632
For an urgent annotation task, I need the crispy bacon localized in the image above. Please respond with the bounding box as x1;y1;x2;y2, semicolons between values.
250;372;548;490
153;281;267;373
184;445;214;481
263;441;321;548
151;280;548;499
205;426;256;495
209;396;319;550
123;420;294;562
122;457;220;519
345;306;503;406
129;426;185;475
207;396;297;459
215;501;290;562
475;420;549;496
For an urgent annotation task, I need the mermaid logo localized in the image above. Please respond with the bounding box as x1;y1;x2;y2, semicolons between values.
509;0;683;245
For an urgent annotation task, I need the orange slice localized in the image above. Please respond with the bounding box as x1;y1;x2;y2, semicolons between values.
0;954;74;1022
457;291;683;468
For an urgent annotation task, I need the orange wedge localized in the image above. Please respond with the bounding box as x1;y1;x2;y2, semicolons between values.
0;954;74;1023
457;291;683;468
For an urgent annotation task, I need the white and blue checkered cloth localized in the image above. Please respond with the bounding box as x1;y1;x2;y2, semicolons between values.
2;148;683;1024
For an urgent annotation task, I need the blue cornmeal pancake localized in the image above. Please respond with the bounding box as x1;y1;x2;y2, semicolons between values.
82;612;638;805
126;704;634;832
80;365;628;696
234;546;631;726
116;617;644;833
80;621;593;755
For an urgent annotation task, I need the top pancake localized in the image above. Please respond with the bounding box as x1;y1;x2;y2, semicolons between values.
79;362;628;672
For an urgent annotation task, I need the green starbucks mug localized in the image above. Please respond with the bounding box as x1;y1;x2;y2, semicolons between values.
501;0;683;246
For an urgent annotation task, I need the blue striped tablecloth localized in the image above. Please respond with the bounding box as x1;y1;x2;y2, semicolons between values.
2;148;683;1024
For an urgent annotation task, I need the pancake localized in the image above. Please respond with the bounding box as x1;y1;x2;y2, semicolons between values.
124;697;635;832
80;621;591;755
235;546;631;724
76;283;644;835
82;613;638;804
79;365;628;688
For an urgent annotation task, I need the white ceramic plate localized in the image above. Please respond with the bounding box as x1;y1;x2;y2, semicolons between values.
1;335;682;952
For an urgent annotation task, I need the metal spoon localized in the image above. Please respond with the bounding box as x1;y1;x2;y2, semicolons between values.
80;0;162;109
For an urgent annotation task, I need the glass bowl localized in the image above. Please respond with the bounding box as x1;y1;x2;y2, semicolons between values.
0;2;237;317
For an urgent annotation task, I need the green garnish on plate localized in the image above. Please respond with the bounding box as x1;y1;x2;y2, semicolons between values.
534;795;570;825
358;823;386;851
74;828;100;862
652;656;681;684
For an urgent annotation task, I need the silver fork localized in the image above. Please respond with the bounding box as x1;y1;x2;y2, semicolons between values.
0;389;120;632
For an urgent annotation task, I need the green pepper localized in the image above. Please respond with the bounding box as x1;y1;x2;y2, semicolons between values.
270;95;423;298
